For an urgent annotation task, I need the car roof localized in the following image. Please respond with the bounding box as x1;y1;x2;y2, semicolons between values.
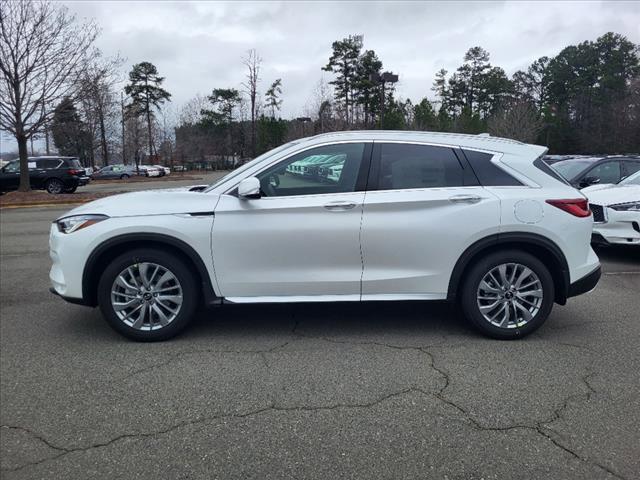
298;130;547;157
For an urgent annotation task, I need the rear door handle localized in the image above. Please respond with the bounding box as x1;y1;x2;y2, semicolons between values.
449;194;482;204
324;201;357;211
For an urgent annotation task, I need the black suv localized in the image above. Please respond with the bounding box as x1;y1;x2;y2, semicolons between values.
0;157;89;194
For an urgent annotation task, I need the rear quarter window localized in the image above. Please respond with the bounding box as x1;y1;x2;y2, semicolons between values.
461;149;522;186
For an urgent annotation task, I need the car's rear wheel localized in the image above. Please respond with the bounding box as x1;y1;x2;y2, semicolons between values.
63;186;77;193
120;174;130;180
97;248;199;341
45;178;64;194
460;250;554;339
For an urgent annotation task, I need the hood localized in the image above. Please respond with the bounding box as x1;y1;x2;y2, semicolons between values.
581;183;616;193
585;185;640;206
58;189;219;219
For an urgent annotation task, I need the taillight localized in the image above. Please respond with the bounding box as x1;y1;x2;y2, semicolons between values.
68;169;83;175
546;198;591;218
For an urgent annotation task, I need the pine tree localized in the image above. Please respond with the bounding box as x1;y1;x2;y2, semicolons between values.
124;62;171;159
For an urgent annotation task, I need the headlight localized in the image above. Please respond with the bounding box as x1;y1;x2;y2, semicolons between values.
609;201;640;212
56;214;109;234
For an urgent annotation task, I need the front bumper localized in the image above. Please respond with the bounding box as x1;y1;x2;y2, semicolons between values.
567;265;601;298
591;206;640;246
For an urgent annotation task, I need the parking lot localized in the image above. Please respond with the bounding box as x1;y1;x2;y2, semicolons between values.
1;193;639;479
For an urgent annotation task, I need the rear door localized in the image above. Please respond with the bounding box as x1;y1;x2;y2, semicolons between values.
360;142;500;299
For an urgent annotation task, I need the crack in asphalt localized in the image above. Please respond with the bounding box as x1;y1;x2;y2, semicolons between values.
2;318;626;479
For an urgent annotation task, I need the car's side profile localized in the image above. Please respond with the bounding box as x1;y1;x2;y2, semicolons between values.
0;156;89;194
50;131;601;341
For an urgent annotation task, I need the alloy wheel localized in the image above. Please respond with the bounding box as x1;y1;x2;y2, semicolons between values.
110;262;183;331
476;262;543;329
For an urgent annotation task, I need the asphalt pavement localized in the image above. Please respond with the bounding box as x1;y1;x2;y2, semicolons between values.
1;200;639;479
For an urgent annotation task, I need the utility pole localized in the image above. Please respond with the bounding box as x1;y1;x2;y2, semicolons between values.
121;92;126;165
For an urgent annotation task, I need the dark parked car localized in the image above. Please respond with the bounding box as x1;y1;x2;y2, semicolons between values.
551;156;640;189
0;156;89;194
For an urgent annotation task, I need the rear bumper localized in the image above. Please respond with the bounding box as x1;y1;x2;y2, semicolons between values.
567;265;601;299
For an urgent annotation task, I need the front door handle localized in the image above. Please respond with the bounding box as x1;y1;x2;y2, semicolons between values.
324;201;357;211
449;194;482;204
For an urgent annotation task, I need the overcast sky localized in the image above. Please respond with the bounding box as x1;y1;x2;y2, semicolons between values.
2;0;639;153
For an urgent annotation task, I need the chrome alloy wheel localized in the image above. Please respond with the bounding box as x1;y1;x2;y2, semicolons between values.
476;263;543;329
110;262;183;331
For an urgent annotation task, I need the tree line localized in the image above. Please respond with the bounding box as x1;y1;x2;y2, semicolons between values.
1;0;638;192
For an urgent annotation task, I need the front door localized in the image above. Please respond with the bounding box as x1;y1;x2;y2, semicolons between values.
212;142;371;300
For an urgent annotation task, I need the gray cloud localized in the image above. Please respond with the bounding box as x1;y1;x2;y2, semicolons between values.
2;0;639;152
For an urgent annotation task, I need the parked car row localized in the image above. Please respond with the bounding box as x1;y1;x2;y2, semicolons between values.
0;156;90;194
91;164;171;180
549;155;640;246
286;153;347;182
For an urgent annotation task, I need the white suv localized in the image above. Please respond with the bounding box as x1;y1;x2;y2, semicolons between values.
49;131;601;341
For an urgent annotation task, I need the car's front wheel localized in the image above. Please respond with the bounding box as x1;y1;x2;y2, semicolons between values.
97;248;199;341
460;250;554;339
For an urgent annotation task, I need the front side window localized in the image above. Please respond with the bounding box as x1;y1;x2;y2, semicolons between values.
585;161;621;184
255;143;366;197
374;143;464;190
623;161;640;178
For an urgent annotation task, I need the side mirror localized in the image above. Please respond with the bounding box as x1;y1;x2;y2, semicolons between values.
581;176;600;187
238;177;261;199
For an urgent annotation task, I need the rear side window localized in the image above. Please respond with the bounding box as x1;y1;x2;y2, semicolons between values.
40;159;61;169
462;149;522;186
64;158;83;169
374;143;464;190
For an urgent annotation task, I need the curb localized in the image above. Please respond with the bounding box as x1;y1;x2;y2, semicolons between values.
0;201;85;210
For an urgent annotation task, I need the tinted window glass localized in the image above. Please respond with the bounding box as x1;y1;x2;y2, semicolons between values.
256;143;365;197
463;149;522;186
586;161;621;184
40;159;61;169
4;161;20;173
375;144;463;190
552;160;594;180
624;160;640;177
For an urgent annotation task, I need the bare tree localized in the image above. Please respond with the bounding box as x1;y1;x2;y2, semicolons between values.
242;49;262;157
487;101;544;143
0;0;98;191
77;52;124;166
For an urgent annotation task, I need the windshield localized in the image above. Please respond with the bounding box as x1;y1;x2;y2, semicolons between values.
620;170;640;185
204;140;301;192
551;160;595;180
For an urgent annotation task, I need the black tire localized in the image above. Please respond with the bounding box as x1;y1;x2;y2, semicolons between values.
460;250;554;340
120;174;130;180
63;186;77;194
97;248;199;341
45;178;64;194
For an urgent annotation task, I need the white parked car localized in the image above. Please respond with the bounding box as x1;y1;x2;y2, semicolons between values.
155;165;171;176
138;165;161;177
583;171;640;246
49;131;600;341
